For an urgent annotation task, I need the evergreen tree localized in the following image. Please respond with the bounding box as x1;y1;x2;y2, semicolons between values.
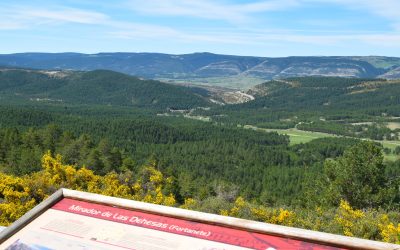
323;142;396;208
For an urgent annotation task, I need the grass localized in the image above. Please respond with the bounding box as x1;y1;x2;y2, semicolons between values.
380;140;400;161
274;129;333;145
244;125;400;161
244;125;333;145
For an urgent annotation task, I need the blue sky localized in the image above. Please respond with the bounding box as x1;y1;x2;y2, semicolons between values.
1;0;399;56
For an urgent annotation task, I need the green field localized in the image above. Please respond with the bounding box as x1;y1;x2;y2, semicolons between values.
380;140;400;161
244;125;400;160
244;125;333;145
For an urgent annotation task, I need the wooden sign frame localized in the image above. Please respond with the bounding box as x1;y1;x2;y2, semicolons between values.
0;188;398;249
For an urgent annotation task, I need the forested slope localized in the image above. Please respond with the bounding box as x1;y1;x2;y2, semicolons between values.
245;77;400;113
195;77;400;135
1;74;400;244
0;104;362;204
0;68;209;109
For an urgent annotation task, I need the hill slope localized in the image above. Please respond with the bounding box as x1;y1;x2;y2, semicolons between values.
0;68;209;109
0;53;399;89
379;66;400;79
194;77;400;127
244;77;400;112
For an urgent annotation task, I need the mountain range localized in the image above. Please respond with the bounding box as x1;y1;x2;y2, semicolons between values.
1;53;399;89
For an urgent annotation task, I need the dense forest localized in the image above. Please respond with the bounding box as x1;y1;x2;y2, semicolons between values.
1;71;400;244
195;77;400;141
0;106;334;204
1;116;397;205
0;68;209;109
2;136;400;243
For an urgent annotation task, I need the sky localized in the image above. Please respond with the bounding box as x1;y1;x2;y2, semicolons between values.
1;0;399;57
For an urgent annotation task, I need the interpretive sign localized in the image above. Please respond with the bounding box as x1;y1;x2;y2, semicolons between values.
0;189;398;250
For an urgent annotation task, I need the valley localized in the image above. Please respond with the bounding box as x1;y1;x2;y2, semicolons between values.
2;0;400;246
2;67;400;159
1;66;400;244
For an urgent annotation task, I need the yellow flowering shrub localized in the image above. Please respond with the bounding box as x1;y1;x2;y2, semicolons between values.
250;206;270;221
0;152;176;226
0;173;36;225
334;200;365;237
269;208;296;226
379;214;400;244
131;164;176;206
163;194;176;206
220;196;247;217
180;198;197;210
1;152;400;245
220;197;296;227
307;206;325;231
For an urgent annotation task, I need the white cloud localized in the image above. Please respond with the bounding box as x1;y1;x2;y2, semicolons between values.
18;8;109;24
308;0;400;31
0;5;109;30
239;0;300;12
240;33;400;47
125;0;300;24
356;0;400;31
110;22;400;48
125;0;400;32
1;1;399;54
109;22;180;39
0;21;26;30
357;34;400;47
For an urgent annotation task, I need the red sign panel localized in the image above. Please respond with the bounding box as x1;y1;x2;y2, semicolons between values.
2;198;342;250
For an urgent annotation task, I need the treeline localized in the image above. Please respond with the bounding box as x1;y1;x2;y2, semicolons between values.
0;125;130;175
0;100;399;207
0;120;362;205
297;121;400;140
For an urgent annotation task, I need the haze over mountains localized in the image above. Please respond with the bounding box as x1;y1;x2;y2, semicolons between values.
1;53;400;89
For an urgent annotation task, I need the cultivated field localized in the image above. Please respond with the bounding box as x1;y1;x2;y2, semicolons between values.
244;125;400;160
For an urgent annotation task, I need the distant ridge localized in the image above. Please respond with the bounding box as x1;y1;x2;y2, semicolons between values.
0;53;399;85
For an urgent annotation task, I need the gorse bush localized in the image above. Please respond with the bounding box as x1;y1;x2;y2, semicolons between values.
1;150;400;243
0;152;176;225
